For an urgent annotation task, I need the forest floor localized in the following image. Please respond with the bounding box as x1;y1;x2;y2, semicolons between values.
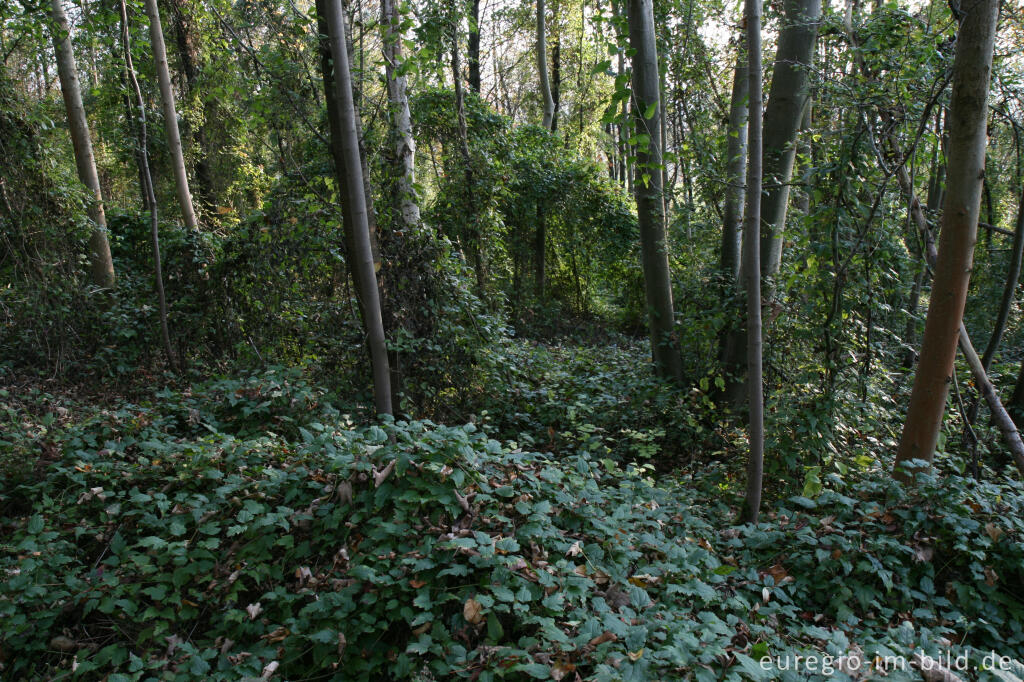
2;337;1023;681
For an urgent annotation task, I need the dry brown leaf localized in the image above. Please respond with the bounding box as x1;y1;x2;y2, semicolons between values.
588;631;618;647
627;649;644;661
985;522;1004;543
463;597;484;625
767;562;788;584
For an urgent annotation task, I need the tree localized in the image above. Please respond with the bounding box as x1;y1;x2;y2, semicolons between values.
323;0;393;416
120;0;173;368
49;0;115;288
720;48;749;284
142;0;199;233
537;0;555;131
759;0;822;285
894;0;999;478
468;0;481;94
740;0;765;524
628;0;682;382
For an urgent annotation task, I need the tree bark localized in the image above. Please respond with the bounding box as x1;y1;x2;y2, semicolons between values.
120;0;174;369
895;0;999;478
759;0;822;285
381;0;420;231
323;0;393;416
958;323;1024;477
740;0;765;524
142;0;199;233
167;0;214;211
720;49;749;282
50;0;115;288
537;0;555;131
452;22;485;293
468;0;481;94
979;185;1024;370
628;0;682;382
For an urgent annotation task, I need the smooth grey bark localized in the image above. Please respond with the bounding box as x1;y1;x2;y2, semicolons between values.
740;0;765;524
759;0;822;283
718;45;750;409
381;0;420;230
537;0;555;131
167;0;214;211
323;0;393;416
50;0;115;287
120;0;173;368
628;0;682;382
721;49;749;281
895;0;998;477
143;0;199;233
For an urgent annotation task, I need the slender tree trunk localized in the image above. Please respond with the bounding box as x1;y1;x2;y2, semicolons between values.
628;0;682;382
167;0;214;211
50;0;115;287
1011;358;1024;428
895;0;998;478
535;202;545;298
381;0;420;231
720;49;749;282
759;0;822;286
537;0;555;131
468;0;481;93
323;0;393;416
452;22;485;292
551;0;561;133
718;46;750;408
958;323;1024;476
740;0;765;524
979;186;1024;370
143;0;199;233
120;0;173;368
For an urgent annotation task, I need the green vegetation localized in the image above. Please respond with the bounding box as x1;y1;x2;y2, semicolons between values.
3;0;1024;678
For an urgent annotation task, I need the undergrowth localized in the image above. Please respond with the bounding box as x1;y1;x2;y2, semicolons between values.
2;367;1023;681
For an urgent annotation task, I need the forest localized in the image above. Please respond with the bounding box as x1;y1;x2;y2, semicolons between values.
1;0;1024;677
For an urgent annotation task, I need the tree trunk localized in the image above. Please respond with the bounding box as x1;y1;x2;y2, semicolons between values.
759;0;822;285
740;0;765;524
323;0;393;416
958;323;1024;477
720;49;749;282
628;0;682;382
452;23;485;293
50;0;115;288
979;185;1024;370
468;0;481;93
120;0;174;368
167;0;214;211
537;0;555;131
551;0;561;133
381;0;420;231
143;0;199;233
894;0;998;478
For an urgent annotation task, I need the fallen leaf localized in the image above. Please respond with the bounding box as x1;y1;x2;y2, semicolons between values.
985;523;1003;543
588;631;617;647
246;602;263;620
627;649;644;661
767;562;788;584
463;597;483;625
